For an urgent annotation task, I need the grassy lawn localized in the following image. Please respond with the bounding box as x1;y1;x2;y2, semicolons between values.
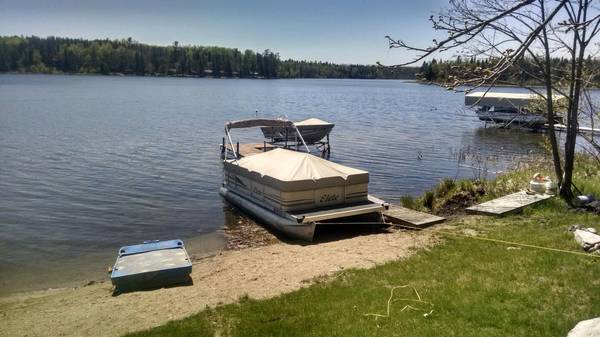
127;157;600;337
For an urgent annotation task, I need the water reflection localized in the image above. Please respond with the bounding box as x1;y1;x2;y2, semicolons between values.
450;128;546;178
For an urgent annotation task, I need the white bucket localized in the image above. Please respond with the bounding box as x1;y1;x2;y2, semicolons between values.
530;173;554;195
545;180;556;195
529;180;547;194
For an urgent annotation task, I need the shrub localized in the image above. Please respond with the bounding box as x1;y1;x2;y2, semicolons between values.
400;195;416;209
459;180;475;194
423;191;435;210
435;178;456;197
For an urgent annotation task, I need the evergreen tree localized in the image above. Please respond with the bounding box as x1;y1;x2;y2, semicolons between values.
0;35;421;79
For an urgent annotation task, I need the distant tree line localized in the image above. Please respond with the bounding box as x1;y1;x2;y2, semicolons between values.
278;59;418;79
0;36;418;79
417;56;600;86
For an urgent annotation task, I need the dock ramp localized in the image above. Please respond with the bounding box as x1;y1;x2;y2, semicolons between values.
384;205;445;228
466;191;553;216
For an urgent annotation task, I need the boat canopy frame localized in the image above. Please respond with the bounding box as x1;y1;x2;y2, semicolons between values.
226;118;295;130
224;118;310;161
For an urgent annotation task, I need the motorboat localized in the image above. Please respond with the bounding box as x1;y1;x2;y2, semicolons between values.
465;91;564;128
260;118;334;144
220;118;388;241
475;106;549;126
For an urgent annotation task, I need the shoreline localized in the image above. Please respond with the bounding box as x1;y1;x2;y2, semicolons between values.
0;148;549;297
109;153;600;337
0;230;228;297
223;216;280;250
0;71;416;81
0;217;273;297
0;227;437;337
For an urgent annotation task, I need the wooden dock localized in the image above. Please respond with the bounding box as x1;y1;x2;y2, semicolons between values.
549;124;600;136
383;205;445;228
466;191;553;216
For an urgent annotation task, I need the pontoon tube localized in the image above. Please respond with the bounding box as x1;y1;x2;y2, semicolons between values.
220;186;316;241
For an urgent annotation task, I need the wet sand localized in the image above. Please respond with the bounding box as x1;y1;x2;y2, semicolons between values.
0;228;436;337
0;231;228;297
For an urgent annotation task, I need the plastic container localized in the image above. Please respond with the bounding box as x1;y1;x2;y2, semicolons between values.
529;173;554;195
544;180;556;195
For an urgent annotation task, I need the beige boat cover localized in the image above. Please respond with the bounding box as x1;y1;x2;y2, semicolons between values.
237;148;364;180
465;91;565;108
225;148;368;191
295;118;334;126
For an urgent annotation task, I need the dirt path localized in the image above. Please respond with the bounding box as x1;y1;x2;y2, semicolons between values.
0;230;436;337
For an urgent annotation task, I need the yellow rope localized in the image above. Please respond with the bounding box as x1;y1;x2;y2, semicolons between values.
364;285;434;319
392;223;600;259
362;221;598;321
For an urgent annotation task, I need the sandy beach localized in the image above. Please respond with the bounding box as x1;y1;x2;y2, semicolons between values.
0;229;435;337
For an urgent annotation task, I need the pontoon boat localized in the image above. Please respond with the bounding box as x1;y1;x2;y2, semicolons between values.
220;118;388;241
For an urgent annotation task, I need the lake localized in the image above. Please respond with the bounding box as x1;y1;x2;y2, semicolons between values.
0;74;547;294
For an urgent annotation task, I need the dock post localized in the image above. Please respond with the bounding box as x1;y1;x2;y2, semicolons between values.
236;142;239;158
263;141;266;152
221;137;225;158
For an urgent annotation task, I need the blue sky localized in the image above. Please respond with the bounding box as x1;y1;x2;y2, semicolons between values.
0;0;449;65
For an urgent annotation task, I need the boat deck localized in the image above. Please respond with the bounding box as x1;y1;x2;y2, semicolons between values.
466;191;553;216
383;205;446;228
547;124;600;136
225;143;276;157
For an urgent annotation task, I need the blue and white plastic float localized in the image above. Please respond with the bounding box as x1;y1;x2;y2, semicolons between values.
110;239;192;292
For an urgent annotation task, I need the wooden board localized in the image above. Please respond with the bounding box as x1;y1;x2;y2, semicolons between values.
466;191;553;216
383;205;445;228
294;202;386;223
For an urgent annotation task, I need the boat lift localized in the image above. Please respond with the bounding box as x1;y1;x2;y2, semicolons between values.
465;90;600;136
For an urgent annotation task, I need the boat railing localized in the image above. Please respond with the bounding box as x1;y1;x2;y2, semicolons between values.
222;118;310;162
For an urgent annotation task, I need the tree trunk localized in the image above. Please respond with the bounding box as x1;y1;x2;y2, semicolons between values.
540;1;563;185
560;0;589;202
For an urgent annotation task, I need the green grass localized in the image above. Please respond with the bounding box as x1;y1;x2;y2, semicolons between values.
127;156;600;337
403;153;599;214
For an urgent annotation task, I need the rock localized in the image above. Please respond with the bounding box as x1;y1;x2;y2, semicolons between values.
585;200;600;214
575;195;594;206
569;224;583;232
567;317;600;337
573;230;600;252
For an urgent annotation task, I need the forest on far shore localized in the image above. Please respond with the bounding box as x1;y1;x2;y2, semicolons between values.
0;36;419;79
416;56;600;87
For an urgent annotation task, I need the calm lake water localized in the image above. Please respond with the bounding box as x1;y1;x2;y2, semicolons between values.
0;74;547;294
